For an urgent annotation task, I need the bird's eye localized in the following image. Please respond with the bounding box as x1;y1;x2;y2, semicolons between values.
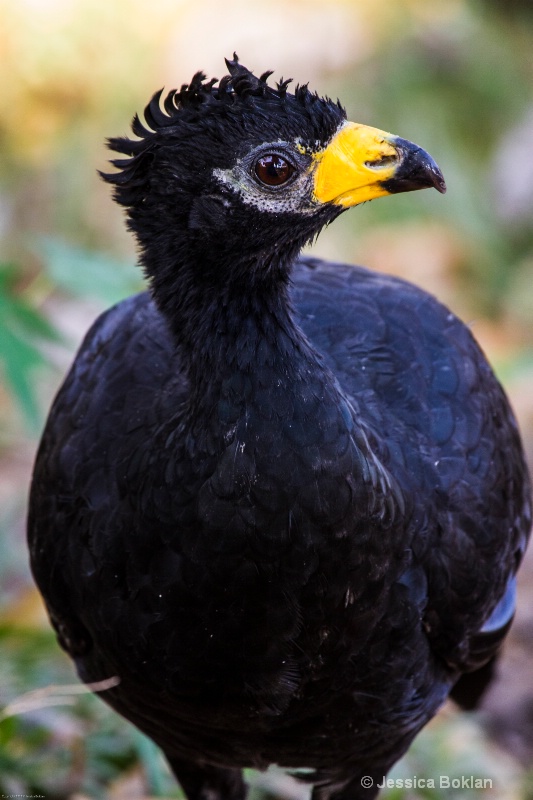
254;154;295;187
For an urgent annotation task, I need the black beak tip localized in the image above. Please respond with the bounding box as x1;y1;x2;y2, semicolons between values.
430;165;447;195
384;138;447;197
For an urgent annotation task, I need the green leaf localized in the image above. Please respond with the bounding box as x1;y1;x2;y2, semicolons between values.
37;236;142;306
133;728;171;796
0;268;63;431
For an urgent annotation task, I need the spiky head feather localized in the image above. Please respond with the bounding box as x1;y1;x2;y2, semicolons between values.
101;55;346;209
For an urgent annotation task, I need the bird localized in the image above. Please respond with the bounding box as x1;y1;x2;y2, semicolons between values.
28;55;531;800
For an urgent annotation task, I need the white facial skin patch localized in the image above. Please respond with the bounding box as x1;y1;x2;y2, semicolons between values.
212;137;322;216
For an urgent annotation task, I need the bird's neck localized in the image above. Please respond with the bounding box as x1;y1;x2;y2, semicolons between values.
147;245;326;404
148;250;403;531
185;277;325;409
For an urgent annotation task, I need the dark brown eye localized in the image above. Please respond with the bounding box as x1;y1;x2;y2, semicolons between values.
254;154;295;187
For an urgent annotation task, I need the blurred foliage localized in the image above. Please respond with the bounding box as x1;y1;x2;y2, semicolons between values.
1;0;532;796
0;241;140;432
0;263;60;431
37;237;141;306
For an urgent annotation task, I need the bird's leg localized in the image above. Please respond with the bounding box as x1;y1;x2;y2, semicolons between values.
165;755;247;800
311;773;382;800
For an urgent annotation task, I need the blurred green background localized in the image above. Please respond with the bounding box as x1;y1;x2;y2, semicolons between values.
1;0;533;797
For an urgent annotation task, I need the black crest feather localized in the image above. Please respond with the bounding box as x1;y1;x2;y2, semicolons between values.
100;54;345;207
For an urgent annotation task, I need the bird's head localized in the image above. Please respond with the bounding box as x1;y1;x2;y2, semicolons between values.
102;56;445;294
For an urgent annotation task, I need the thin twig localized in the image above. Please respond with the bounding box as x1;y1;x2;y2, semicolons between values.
0;675;120;721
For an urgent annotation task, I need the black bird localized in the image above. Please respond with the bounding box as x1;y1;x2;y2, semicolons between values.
28;57;531;800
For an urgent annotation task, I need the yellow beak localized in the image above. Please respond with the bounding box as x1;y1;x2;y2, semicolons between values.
312;121;446;207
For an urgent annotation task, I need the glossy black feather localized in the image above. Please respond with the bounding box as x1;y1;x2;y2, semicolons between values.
28;58;531;800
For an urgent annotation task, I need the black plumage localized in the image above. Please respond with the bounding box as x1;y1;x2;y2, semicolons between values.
28;57;531;799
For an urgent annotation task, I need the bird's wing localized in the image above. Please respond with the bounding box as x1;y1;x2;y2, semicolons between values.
28;291;182;655
292;256;531;673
